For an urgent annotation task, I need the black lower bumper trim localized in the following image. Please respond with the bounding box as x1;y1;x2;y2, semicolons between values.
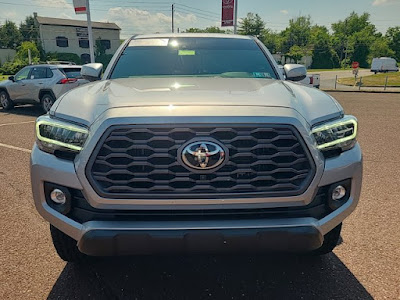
77;226;323;256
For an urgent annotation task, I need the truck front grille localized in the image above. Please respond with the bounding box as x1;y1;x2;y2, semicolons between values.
86;125;315;199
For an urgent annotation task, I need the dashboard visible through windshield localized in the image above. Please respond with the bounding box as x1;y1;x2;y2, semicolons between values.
110;37;278;79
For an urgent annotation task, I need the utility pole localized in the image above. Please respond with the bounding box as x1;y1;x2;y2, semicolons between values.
172;4;175;33
233;0;238;34
86;0;95;63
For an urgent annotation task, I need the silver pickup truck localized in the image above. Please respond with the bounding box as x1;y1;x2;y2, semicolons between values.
31;34;362;262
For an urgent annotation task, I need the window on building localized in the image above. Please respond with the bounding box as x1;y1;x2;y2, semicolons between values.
81;53;90;64
30;67;47;79
79;39;89;48
100;39;111;50
56;36;69;48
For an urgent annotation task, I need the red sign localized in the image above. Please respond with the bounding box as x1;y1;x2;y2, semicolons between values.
221;0;235;27
352;62;360;69
73;0;87;15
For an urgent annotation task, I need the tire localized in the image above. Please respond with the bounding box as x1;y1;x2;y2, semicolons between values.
41;93;55;113
0;90;14;110
312;223;342;256
50;225;86;263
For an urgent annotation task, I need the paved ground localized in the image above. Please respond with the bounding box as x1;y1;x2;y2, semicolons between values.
0;93;399;299
309;70;400;92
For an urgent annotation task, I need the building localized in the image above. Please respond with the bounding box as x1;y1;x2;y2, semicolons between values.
34;13;121;64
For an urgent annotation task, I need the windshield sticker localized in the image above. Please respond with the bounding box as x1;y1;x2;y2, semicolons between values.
178;50;196;56
129;39;169;47
252;72;271;78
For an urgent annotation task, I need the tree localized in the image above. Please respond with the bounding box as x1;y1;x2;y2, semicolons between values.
16;41;40;63
286;45;304;63
238;13;265;36
370;37;395;59
0;20;22;49
20;15;39;42
310;25;339;68
261;29;281;53
386;26;400;61
332;12;377;66
185;26;226;33
280;16;312;54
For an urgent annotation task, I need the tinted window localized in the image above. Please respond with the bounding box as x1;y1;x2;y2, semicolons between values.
100;39;111;50
56;36;69;48
79;39;89;48
60;68;82;79
15;67;31;80
30;67;47;79
110;38;277;79
46;68;54;78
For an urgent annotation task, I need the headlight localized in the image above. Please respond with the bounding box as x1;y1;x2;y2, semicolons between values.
36;117;89;154
312;116;357;152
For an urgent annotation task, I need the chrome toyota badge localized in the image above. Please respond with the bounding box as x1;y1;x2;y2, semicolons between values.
181;141;226;170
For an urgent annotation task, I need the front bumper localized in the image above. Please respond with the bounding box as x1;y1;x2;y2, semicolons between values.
31;141;362;256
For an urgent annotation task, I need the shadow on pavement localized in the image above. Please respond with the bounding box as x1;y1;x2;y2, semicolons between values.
0;105;44;118
48;253;372;300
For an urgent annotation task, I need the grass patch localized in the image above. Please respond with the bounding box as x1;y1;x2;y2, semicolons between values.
338;72;400;87
308;68;367;72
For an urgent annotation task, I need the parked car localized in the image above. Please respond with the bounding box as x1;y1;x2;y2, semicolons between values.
31;34;362;262
0;64;87;112
371;57;399;74
278;65;320;88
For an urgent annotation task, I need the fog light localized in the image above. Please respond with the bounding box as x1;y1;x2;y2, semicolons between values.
332;185;346;201
50;189;66;204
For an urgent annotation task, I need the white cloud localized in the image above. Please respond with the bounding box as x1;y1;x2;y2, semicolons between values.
105;7;198;36
33;0;72;8
372;0;398;6
4;10;17;18
280;10;289;15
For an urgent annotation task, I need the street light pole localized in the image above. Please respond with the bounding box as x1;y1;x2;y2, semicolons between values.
172;4;175;33
86;0;95;63
233;0;238;34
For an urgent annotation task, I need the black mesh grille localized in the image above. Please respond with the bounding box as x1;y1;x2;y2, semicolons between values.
86;125;315;199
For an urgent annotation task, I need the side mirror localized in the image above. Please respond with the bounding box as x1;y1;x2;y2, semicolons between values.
8;76;15;82
81;63;103;82
283;64;307;81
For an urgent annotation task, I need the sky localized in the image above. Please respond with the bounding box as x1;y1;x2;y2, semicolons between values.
0;0;399;38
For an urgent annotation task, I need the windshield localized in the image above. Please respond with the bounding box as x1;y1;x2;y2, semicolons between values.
110;37;278;79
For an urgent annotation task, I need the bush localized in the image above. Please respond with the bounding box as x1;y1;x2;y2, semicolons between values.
0;59;28;75
96;54;113;69
46;52;81;65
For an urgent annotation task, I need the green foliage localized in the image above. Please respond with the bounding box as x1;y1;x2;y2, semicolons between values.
16;41;40;63
238;13;265;36
96;54;113;69
386;26;400;61
286;45;304;63
261;30;281;54
20;16;39;42
95;38;106;57
185;26;226;33
0;20;22;49
46;52;81;65
281;16;312;54
370;37;395;59
0;59;27;75
310;26;339;69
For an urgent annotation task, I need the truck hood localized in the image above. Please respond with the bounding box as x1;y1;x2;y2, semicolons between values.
52;77;343;126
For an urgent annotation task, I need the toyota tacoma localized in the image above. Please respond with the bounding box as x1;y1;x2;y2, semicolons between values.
30;34;362;262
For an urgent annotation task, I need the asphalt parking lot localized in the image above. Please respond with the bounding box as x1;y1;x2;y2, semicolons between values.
0;92;399;300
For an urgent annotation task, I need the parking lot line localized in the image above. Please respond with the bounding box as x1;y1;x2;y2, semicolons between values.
0;121;35;127
0;142;32;153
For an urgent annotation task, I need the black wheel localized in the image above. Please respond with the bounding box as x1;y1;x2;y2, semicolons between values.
41;93;55;113
312;223;342;255
50;225;86;263
0;90;14;110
